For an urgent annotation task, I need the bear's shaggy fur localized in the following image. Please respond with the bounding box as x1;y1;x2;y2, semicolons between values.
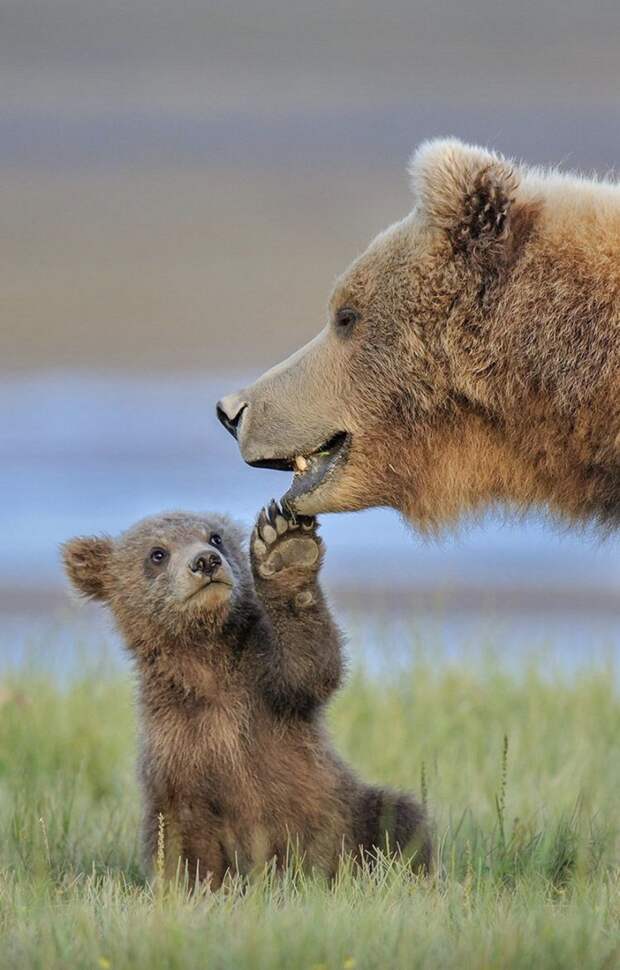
218;140;620;530
63;507;430;886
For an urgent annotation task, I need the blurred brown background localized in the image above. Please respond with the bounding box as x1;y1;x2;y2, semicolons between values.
2;0;619;374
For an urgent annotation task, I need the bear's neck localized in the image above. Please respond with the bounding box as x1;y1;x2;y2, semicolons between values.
129;599;262;708
399;402;620;530
137;645;231;713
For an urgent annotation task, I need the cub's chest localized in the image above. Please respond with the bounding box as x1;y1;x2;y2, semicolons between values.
144;689;252;787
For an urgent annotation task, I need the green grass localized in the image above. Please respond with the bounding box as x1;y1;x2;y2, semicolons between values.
0;641;619;969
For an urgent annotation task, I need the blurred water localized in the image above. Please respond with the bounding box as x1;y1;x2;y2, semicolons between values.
1;372;620;671
2;602;618;681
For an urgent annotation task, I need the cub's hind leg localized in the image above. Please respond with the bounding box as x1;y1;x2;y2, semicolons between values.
354;786;432;874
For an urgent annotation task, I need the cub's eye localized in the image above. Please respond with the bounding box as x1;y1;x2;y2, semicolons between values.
209;533;223;547
335;307;359;331
149;547;168;564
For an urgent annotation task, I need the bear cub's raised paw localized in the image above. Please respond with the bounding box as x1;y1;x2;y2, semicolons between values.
251;500;322;591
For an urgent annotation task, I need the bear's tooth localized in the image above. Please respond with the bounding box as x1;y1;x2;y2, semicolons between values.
294;455;308;473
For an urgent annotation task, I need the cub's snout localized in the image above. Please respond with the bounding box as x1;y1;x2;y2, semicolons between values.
178;541;235;610
189;549;222;576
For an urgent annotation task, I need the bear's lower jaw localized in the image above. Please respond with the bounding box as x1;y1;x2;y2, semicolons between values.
279;432;351;513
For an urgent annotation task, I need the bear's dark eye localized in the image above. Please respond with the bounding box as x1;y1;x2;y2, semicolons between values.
149;547;168;564
209;533;223;547
335;307;359;332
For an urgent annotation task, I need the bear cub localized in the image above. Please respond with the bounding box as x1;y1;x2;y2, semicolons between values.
63;503;430;886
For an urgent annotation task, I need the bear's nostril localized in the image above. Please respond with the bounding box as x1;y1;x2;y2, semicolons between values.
216;399;247;440
190;551;222;575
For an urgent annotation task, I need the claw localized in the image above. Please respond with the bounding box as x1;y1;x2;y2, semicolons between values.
281;499;297;524
258;506;277;545
268;499;280;524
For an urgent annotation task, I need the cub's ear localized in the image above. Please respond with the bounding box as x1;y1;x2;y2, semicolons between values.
409;138;520;260
61;536;113;601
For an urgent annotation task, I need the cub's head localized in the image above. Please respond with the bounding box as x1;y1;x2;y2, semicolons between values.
62;512;251;645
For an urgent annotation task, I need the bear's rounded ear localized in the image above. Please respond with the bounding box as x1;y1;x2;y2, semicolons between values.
409;138;520;261
61;535;114;601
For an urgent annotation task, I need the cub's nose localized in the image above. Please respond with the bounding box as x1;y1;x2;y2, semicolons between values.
189;551;222;576
216;394;247;440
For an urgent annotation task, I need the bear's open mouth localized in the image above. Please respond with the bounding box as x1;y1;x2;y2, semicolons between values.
248;431;350;505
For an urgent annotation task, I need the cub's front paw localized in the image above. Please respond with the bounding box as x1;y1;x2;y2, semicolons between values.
251;500;322;585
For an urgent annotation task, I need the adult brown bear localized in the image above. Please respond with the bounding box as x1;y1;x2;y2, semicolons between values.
218;139;620;531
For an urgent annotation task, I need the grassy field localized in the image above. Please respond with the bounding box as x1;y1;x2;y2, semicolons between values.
0;643;619;969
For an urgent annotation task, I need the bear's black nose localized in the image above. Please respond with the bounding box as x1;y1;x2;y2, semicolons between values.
190;551;222;576
216;397;247;440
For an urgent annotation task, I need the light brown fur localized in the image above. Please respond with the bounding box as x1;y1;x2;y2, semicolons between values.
219;139;620;529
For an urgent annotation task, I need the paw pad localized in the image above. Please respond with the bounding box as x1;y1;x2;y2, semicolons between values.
252;501;320;578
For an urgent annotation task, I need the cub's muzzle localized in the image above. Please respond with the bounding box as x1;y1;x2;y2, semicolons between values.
189;551;222;576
